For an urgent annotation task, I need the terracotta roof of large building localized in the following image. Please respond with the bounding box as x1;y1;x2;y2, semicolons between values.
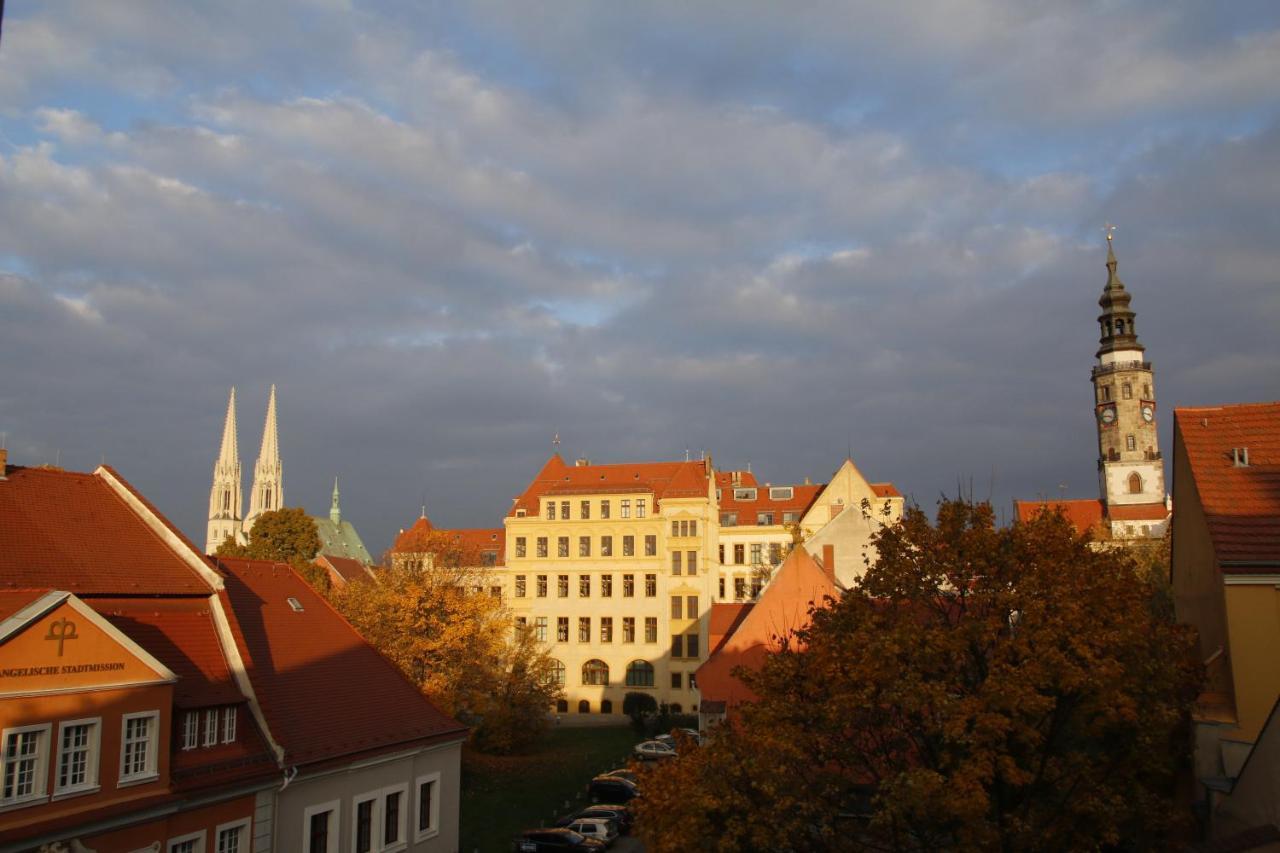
717;482;823;525
509;454;711;517
696;547;837;713
216;558;467;767
1107;502;1171;521
1013;498;1106;536
1176;402;1280;567
0;465;213;595
314;554;374;585
392;515;505;567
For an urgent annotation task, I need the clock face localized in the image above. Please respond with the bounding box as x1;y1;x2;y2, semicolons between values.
1100;406;1116;424
1142;405;1154;423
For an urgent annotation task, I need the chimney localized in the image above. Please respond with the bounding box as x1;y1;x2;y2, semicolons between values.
0;447;7;478
575;457;590;467
822;545;836;584
1232;447;1250;467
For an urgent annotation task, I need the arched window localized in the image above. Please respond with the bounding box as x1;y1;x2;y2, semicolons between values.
556;699;568;713
578;699;590;714
548;660;565;687
625;660;655;688
601;699;613;714
670;703;683;714
1128;472;1143;494
582;659;609;686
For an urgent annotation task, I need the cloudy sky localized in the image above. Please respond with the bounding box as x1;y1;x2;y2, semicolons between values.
1;1;1277;555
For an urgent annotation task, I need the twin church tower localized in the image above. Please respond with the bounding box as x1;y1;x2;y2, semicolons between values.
205;385;284;553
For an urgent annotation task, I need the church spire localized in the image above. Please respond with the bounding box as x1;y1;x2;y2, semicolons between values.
205;388;244;554
330;476;341;525
1095;232;1143;359
245;385;284;534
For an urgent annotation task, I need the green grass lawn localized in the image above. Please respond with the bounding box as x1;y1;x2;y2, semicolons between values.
460;725;639;853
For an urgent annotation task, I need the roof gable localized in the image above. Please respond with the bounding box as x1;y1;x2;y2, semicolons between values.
509;455;709;516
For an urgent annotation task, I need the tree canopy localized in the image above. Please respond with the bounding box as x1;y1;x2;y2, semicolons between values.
636;499;1201;852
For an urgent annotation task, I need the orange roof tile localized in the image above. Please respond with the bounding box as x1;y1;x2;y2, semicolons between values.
1176;402;1280;567
0;465;212;595
1107;502;1171;521
509;454;711;517
217;558;466;767
870;482;902;498
707;603;753;656
717;482;823;525
392;515;434;552
315;554;373;585
1013;498;1106;536
0;588;49;621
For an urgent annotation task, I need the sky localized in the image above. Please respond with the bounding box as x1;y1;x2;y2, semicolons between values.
1;1;1278;557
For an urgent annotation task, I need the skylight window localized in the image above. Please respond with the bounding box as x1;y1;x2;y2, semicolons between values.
286;597;304;612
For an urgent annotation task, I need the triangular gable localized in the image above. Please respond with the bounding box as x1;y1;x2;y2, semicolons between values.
0;591;177;697
801;457;882;532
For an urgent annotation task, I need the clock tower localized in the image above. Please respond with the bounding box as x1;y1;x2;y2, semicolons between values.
1091;234;1164;514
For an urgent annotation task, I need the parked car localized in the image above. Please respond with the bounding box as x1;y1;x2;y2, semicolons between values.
564;817;619;846
633;740;677;761
598;767;638;784
557;804;634;835
588;774;640;803
654;728;701;746
513;828;607;851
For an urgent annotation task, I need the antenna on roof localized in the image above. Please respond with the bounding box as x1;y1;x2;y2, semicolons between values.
685;448;690;462
552;432;561;448
747;461;751;474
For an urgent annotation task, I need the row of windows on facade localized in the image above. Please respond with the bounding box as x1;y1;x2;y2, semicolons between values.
720;510;801;527
558;698;688;715
2;711;164;809
516;534;667;559
151;821;250;853
516;616;701;658
180;706;238;751
544;498;654;521
716;486;796;503
514;572;667;598
305;773;440;853
1098;381;1151;403
547;656;703;690
720;542;787;566
720;575;766;601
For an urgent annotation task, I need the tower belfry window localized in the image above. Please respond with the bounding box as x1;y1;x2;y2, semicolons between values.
1122;384;1132;399
1102;386;1112;402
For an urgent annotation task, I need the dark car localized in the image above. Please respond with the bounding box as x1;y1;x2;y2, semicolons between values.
513;828;607;851
598;767;638;784
588;774;640;803
557;804;635;834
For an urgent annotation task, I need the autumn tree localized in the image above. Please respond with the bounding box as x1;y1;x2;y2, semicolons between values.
216;508;330;593
330;558;560;753
636;499;1201;852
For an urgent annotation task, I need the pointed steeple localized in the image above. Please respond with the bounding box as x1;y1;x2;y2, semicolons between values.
330;476;342;525
1095;233;1144;359
206;388;244;554
245;385;284;533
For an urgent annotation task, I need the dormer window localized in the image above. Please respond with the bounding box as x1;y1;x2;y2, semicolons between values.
768;487;794;500
733;488;757;501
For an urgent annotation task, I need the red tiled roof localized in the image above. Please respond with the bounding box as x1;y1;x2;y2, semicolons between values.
392;518;506;567
1176;402;1280;567
697;547;837;713
707;603;753;656
0;588;49;621
1107;502;1171;522
315;554;373;585
392;515;434;552
509;454;711;517
870;483;901;498
216;558;466;766
90;597;244;707
717;483;823;525
0;466;212;595
1013;498;1106;536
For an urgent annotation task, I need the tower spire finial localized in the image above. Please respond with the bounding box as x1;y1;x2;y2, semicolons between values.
330;475;341;525
206;387;244;553
245;385;284;533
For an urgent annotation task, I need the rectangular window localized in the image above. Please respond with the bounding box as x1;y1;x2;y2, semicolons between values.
557;617;569;642
168;833;205;853
645;574;657;597
55;719;98;794
601;535;613;557
645;535;657;556
120;712;158;783
621;499;631;518
671;520;680;537
546;501;556;520
623;574;635;597
305;801;339;853
671;672;682;689
637;499;646;518
687;550;697;575
579;536;591;557
579;617;590;643
515;575;527;597
733;487;757;501
671;635;684;658
1122;383;1132;399
384;789;403;847
645;617;657;643
769;486;794;500
623;617;636;643
1126;434;1136;451
671;596;683;619
558;537;569;558
734;544;745;565
601;574;612;596
204;708;219;747
182;710;199;750
600;500;611;519
514;616;527;636
2;724;49;805
750;543;763;565
687;595;698;618
516;537;527;558
719;544;725;563
690;520;698;536
222;707;237;744
558;574;569;597
537;537;548;558
735;578;746;600
536;574;548;597
757;512;774;525
579;575;591;597
751;578;763;599
687;632;700;658
560;501;570;519
720;512;737;526
535;617;548;642
719;577;725;598
355;796;374;853
769;543;782;565
671;551;682;575
601;617;613;642
216;820;250;853
416;773;441;840
622;535;634;556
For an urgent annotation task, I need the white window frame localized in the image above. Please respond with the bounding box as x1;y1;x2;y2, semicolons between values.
203;708;219;747
222;707;237;744
167;830;207;853
302;799;340;853
769;486;794;500
214;817;251;853
1;722;52;808
414;772;442;842
54;716;101;798
118;710;160;786
181;710;199;751
380;782;409;851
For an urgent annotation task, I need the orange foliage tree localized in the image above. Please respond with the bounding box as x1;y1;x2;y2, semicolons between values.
636;499;1201;852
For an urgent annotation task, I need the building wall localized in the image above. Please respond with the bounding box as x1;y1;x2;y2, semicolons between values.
276;740;463;853
1223;584;1280;744
80;794;258;853
715;525;793;602
804;502;900;588
503;491;715;713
